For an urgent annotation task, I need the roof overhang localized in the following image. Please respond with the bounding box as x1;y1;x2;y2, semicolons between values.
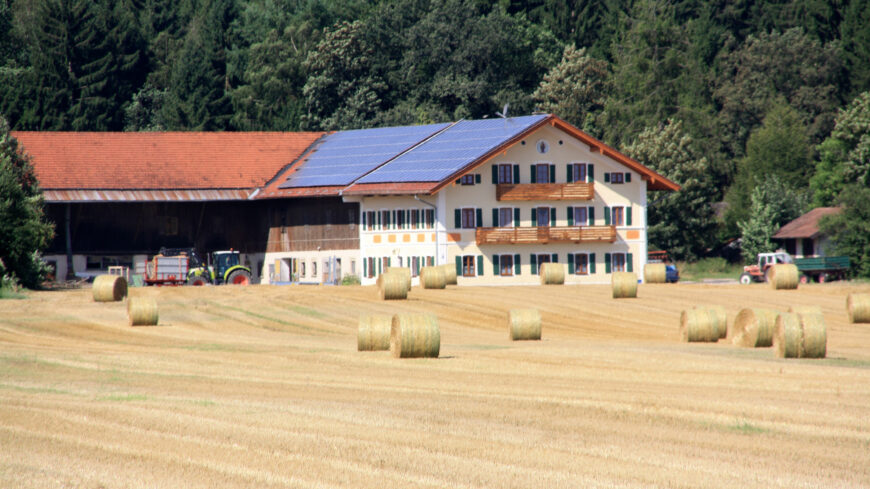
341;182;438;196
43;189;254;203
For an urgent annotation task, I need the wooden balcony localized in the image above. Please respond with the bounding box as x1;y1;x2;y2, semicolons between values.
496;182;594;201
475;225;616;245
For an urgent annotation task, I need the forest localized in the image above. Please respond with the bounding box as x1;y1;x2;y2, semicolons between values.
1;0;870;276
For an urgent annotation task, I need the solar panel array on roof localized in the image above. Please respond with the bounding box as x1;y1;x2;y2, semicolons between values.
279;123;450;188
355;115;548;184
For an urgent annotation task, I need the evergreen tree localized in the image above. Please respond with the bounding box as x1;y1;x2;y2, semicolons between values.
0;116;54;289
737;175;807;263
725;102;812;234
819;184;870;278
623;119;718;261
532;45;610;136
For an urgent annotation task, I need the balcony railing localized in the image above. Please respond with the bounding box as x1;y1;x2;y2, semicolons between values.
496;182;594;201
475;225;616;245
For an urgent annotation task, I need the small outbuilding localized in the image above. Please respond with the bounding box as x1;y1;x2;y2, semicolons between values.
772;207;841;258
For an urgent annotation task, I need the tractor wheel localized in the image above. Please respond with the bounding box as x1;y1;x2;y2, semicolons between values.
739;273;753;285
187;275;209;286
227;269;252;286
819;273;827;284
799;274;809;284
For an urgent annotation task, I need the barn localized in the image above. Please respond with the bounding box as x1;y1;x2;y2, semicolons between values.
13;114;678;285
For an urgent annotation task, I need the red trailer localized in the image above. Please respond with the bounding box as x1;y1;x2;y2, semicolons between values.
143;255;189;286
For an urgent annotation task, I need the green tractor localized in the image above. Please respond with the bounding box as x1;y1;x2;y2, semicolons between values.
172;248;252;286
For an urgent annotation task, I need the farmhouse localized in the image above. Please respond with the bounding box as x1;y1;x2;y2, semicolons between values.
772;207;841;258
13;114;678;285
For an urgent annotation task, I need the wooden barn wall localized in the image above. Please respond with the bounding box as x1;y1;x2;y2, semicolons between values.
45;198;359;255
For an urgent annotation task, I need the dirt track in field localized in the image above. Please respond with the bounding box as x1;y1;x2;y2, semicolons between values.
1;282;869;488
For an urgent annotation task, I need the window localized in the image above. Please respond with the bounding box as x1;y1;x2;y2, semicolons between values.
573;207;588;226
499;254;514;276
365;211;376;230
536;163;550;184
536;207;550;227
302;262;306;277
498;164;513;184
573;253;589;275
380;257;390;274
461;174;475;185
612;206;625;226
569;163;587;183
609;172;625;184
462;256;476;277
612;253;626;272
460;208;477;229
396;210;406;229
381;210;391;230
411;257;420;277
498;208;513;227
424;209;435;229
426;256;434;267
312;261;317;277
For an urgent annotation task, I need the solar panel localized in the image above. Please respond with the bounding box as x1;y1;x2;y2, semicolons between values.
355;115;548;184
279;123;450;188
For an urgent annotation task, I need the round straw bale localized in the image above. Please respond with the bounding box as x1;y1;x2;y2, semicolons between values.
127;296;158;326
679;309;718;342
611;272;638;298
419;266;446;289
539;263;565;285
509;309;542;340
358;314;392;351
846;293;870;323
769;264;799;290
703;305;728;339
788;305;823;317
731;308;778;347
390;313;440;358
92;274;127;302
797;309;827;358
644;263;667;284
377;272;408;300
439;264;458;285
385;267;411;291
773;312;802;358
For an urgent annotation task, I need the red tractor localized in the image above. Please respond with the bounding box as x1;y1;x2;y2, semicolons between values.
739;252;793;284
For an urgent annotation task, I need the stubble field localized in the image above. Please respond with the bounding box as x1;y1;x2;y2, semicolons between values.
1;281;869;488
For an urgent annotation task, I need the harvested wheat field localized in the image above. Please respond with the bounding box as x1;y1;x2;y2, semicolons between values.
2;282;870;488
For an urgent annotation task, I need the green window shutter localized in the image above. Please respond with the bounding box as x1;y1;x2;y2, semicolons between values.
530;254;537;275
476;208;482;227
627;253;634;273
363;259;367;277
492;165;498;184
625;172;631;183
551;253;558;263
568;254;575;274
566;165;573;183
604;253;611;274
514;254;521;275
588;164;594;182
549;164;556;183
378;259;382;275
477;255;484;276
567;207;574;226
588;207;595;224
590;253;596;273
455;178;460;184
361;212;366;227
492;254;499;275
530;165;537;183
550;208;556;226
604;207;611;225
387;257;391;267
531;208;537;226
455;256;461;276
492;208;499;227
604;172;610;183
627;207;632;226
377;212;381;228
475;174;481;184
454;209;461;228
392;211;396;228
513;164;520;184
513;208;520;227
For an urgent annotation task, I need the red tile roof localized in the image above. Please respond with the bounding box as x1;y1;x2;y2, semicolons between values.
12;131;324;191
773;207;841;239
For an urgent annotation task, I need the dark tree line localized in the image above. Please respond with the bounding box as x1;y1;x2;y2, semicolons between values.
2;0;870;271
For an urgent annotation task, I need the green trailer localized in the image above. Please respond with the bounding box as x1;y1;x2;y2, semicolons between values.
794;256;850;283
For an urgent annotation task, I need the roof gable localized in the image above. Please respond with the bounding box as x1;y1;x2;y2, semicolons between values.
773;207;841;239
